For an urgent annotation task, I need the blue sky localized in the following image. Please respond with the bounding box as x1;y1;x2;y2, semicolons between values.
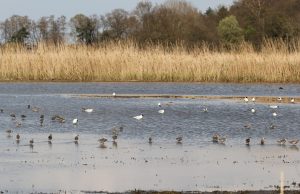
0;0;234;20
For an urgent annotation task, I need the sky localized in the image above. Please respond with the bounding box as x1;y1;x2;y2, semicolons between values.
0;0;234;20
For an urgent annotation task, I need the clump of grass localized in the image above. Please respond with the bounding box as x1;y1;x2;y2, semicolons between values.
0;40;300;82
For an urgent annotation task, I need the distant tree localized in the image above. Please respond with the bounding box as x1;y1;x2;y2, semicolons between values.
37;15;66;45
9;27;29;44
217;15;244;45
70;14;99;45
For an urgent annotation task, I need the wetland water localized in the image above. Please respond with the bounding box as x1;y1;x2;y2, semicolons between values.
0;83;300;193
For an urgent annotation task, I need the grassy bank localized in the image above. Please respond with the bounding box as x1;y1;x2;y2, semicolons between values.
0;41;300;82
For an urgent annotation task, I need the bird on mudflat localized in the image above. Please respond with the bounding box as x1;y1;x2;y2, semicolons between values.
212;134;220;143
158;109;165;114
73;118;78;125
288;139;299;145
246;137;251;145
16;133;20;141
82;108;93;113
260;137;265;145
48;134;52;142
148;137;152;144
98;137;107;144
277;138;287;145
74;135;79;143
176;136;183;144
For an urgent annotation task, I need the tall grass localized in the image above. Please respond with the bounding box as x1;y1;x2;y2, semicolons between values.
0;40;300;82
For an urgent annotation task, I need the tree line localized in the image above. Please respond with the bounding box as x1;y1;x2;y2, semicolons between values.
1;0;300;49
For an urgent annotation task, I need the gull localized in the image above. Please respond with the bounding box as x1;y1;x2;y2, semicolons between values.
73;118;78;125
133;114;143;120
176;136;182;144
48;134;52;142
158;103;161;107
112;92;116;97
260;137;265;145
244;97;249;103
252;97;256;102
98;137;108;144
291;98;295;103
251;108;256;113
148;137;152;144
245;137;251;145
158;109;165;114
270;105;279;109
203;107;208;113
212;134;220;143
82;108;93;113
277;138;287;145
272;112;277;117
288;139;299;145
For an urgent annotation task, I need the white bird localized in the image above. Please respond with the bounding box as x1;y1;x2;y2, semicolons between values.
244;97;249;103
133;114;143;120
252;97;256;102
73;118;78;125
82;108;93;113
158;103;161;107
270;105;279;109
112;92;116;97
291;98;295;103
277;97;282;102
203;107;208;113
251;108;256;113
158;109;165;114
272;112;277;117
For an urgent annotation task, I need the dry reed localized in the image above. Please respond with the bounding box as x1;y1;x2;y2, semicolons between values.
0;40;300;82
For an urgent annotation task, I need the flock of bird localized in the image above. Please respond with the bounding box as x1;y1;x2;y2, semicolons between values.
2;93;299;148
210;96;299;146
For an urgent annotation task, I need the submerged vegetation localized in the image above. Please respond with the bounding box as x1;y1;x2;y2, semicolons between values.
0;40;300;82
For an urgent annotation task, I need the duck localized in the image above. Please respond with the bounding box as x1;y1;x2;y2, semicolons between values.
277;138;287;145
245;137;251;145
158;109;165;114
73;118;78;125
82;108;93;113
133;114;143;120
288;139;299;145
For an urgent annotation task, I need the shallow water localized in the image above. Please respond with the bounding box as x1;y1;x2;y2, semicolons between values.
0;83;300;193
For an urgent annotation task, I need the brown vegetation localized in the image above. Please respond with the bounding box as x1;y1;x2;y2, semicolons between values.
0;40;300;82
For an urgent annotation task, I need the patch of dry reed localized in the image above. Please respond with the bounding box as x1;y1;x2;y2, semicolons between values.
0;40;299;82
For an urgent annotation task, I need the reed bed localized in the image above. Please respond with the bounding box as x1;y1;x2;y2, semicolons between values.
0;40;300;82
